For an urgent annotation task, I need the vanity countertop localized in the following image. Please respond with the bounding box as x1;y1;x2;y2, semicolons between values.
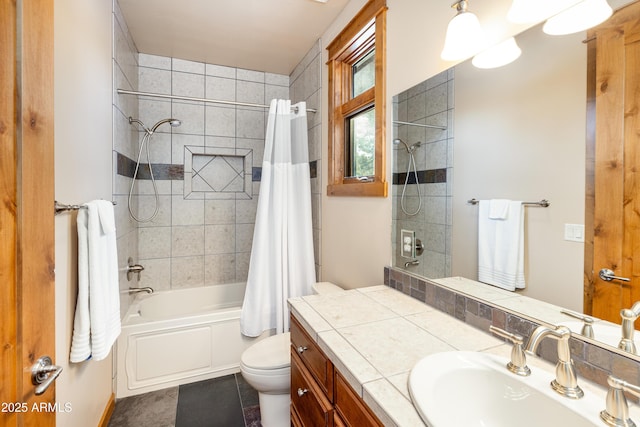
288;285;617;427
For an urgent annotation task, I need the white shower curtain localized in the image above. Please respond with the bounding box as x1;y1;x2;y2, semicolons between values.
240;99;316;337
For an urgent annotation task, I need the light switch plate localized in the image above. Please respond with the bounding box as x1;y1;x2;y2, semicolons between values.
564;224;585;243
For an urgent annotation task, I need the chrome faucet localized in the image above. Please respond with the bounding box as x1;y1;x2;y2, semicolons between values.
600;375;640;427
525;325;584;399
126;257;145;281
127;287;153;295
619;301;640;354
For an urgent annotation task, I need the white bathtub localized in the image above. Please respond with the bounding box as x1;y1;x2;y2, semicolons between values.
116;283;264;398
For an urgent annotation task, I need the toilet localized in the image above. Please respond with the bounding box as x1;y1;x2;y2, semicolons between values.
239;282;344;427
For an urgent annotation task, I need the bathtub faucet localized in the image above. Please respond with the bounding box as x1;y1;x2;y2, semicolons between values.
128;287;154;295
126;257;145;281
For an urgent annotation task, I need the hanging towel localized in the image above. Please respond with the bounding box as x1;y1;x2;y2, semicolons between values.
240;100;316;337
70;200;121;362
489;199;510;219
477;200;526;291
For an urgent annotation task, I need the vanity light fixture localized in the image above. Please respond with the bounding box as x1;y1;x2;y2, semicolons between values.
472;37;522;69
507;0;579;24
543;0;613;35
441;0;486;61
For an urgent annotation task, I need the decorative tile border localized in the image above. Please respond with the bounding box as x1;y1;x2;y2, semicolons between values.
116;152;184;180
384;266;640;396
392;168;447;185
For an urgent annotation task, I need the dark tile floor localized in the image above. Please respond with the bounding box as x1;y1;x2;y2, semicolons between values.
108;373;261;427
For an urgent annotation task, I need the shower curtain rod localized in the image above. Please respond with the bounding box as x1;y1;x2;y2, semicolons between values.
393;120;447;130
117;89;317;114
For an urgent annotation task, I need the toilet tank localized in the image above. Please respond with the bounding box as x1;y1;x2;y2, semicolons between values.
312;282;344;295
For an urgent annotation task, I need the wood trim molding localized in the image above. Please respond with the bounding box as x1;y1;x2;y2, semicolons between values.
0;0;18;420
327;0;386;58
326;0;387;197
98;393;116;427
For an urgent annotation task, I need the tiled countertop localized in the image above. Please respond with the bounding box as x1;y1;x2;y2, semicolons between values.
288;285;634;427
288;285;510;426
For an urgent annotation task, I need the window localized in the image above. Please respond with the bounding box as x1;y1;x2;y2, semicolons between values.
327;0;387;197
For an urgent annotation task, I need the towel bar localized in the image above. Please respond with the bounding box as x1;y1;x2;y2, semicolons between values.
467;198;550;207
54;200;117;215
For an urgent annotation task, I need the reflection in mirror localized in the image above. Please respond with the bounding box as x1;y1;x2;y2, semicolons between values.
393;21;585;308
391;20;640;358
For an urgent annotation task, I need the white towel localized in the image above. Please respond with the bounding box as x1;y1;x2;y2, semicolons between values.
489;199;510;219
478;200;526;291
70;200;121;362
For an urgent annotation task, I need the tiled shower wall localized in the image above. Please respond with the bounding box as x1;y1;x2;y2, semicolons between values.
126;55;290;291
113;1;320;296
112;0;139;316
290;40;322;279
392;69;454;279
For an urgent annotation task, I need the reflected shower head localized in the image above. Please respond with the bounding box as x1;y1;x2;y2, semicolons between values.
394;138;421;153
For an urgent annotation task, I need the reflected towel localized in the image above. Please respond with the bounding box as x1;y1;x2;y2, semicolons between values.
478;200;526;291
70;200;121;362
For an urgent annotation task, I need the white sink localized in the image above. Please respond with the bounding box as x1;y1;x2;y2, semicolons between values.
408;351;604;427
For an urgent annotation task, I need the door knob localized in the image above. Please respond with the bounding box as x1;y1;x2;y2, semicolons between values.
31;356;63;395
599;268;631;283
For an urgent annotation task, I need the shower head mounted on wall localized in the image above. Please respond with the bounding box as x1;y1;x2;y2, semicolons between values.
128;117;181;135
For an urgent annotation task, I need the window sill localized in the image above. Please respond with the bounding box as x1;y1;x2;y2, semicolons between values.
327;181;387;197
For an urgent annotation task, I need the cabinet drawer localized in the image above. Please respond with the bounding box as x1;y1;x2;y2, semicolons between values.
290;315;334;400
291;350;333;427
334;371;383;427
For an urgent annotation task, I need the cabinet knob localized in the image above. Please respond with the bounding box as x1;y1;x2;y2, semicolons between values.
297;388;308;397
297;346;308;354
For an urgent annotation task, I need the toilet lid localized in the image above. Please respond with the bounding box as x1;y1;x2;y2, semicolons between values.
241;332;291;370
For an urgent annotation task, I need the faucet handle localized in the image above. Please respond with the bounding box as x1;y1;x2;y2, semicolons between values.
600;375;640;427
489;326;531;376
560;309;595;339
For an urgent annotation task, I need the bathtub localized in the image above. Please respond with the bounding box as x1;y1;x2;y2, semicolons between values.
116;283;265;398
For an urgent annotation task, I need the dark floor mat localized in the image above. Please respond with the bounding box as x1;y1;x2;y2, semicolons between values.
175;376;245;427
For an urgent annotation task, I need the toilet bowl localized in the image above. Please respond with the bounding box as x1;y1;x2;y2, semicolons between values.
239;282;344;427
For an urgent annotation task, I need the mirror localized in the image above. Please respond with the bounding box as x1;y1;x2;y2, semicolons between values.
391;20;638;359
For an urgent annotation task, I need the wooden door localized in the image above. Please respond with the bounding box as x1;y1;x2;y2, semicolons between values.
1;1;56;426
588;1;640;323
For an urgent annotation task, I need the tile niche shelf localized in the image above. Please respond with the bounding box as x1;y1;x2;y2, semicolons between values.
183;146;253;200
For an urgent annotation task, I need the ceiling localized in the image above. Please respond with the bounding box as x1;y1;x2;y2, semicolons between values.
118;0;350;76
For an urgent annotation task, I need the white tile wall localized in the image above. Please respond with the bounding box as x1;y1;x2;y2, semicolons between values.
290;39;322;280
117;45;327;291
113;0;139;315
392;70;453;279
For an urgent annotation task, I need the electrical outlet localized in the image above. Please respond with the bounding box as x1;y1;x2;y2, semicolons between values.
401;229;415;258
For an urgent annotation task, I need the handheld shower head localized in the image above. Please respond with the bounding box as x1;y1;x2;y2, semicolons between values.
128;117;181;134
150;118;181;133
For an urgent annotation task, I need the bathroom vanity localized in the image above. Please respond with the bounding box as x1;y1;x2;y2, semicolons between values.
288;285;509;425
288;284;640;426
290;316;383;426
